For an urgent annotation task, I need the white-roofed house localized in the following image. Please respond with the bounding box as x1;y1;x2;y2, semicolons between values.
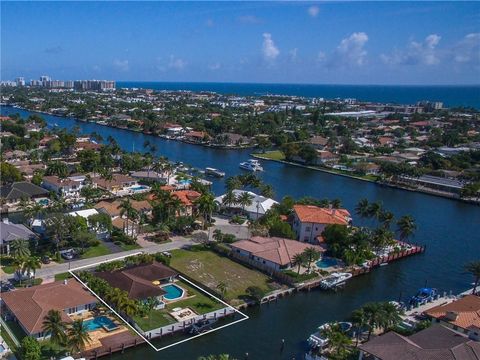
215;189;278;220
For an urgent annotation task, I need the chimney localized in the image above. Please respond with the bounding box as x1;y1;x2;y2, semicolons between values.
445;311;458;321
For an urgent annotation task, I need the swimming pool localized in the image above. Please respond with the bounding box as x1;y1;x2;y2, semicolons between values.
178;179;191;186
129;185;149;192
0;344;5;353
316;257;338;269
161;284;184;300
83;316;118;332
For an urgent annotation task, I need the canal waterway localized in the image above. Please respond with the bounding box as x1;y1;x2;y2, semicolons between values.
2;106;480;360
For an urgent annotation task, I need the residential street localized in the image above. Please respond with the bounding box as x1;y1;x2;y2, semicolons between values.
0;238;194;282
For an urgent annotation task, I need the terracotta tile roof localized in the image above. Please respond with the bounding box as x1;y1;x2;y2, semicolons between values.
42;175;76;187
359;324;480;360
172;190;201;207
425;295;480;330
231;236;324;266
1;280;97;335
92;174;136;190
95;262;177;300
293;205;351;225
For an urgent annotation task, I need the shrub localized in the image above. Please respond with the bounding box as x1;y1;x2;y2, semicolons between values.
21;336;41;360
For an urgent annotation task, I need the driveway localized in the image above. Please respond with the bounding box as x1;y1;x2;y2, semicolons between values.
210;216;251;240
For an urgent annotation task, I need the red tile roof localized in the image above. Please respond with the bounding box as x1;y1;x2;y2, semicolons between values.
293;205;351;225
425;295;480;330
172;190;201;206
1;280;97;335
232;236;324;266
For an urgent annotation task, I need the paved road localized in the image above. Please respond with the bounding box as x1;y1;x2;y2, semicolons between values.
1;238;194;281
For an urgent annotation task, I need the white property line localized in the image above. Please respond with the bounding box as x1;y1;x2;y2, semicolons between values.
68;253;249;352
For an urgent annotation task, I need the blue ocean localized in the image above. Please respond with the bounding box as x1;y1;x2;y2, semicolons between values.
118;82;480;109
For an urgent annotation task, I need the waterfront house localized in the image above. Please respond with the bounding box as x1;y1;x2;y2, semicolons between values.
215;190;278;220
0;181;49;206
183;131;210;144
309;136;328;150
0;218;37;255
41;175;84;198
95;199;153;220
357;324;480;360
315;150;340;165
172;190;201;216
130;170;166;183
231;236;324;271
95;262;178;301
0;280;97;339
425;295;480;341
92;174;137;193
292;205;351;244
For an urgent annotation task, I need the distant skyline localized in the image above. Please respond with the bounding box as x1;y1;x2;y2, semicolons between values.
1;1;479;85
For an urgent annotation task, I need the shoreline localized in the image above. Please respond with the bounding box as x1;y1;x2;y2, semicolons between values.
5;105;256;151
251;153;479;205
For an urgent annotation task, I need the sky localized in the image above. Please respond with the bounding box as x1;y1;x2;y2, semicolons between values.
1;1;480;85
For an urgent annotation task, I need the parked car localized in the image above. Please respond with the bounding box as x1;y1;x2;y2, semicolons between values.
41;255;51;264
1;280;15;292
60;249;76;260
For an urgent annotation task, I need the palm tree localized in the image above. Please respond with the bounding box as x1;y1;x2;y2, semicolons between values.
216;281;228;299
195;193;217;228
198;355;236;360
464;260;480;294
379;210;395;229
303;247;321;271
367;201;383;222
225;177;242;192
12;257;26;284
120;299;138;318
350;308;367;345
222;191;238;209
46;161;68;179
320;323;352;358
355;198;370;219
396;215;416;243
237;192;253;214
291;253;307;275
42;309;67;346
330;198;342;209
23;256;41;284
362;302;383;340
379;302;402;333
10;239;31;259
67;319;91;354
119;198;137;237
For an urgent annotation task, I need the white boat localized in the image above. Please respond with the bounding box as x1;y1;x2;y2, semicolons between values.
319;272;352;289
189;318;217;334
307;322;352;348
205;167;225;177
239;159;263;172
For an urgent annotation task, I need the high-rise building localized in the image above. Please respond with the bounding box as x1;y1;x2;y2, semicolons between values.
15;77;25;86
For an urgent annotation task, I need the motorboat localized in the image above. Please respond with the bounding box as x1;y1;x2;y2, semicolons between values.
307;322;352;348
410;287;438;305
239;159;263;172
189;318;218;334
319;272;352;290
205;167;226;177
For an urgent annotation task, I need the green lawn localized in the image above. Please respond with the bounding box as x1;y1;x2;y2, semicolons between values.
54;272;72;281
132;280;224;331
251;150;285;161
80;243;111;259
1;256;15;274
170;248;276;304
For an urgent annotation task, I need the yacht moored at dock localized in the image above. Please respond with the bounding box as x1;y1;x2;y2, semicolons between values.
205;167;226;177
189;318;218;334
239;159;263;172
307;321;353;348
319;272;352;290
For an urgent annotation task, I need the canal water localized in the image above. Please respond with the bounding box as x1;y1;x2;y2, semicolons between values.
3;106;480;360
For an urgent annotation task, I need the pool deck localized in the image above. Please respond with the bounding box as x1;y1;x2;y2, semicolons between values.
81;329;144;359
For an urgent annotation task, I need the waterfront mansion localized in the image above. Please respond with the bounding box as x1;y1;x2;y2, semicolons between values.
292;205;352;244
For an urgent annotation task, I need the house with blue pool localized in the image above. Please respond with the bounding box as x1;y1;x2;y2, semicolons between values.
95;262;184;306
1;279;97;340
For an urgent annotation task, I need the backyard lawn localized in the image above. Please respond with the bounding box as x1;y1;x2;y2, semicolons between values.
80;243;111;259
1;257;15;274
251;150;285;161
170;248;276;304
54;272;72;281
132;280;224;331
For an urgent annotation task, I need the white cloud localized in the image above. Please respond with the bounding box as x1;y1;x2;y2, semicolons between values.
113;59;129;71
381;34;441;66
168;55;187;70
308;5;320;17
262;33;280;61
333;32;369;67
208;62;221;70
452;33;480;64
